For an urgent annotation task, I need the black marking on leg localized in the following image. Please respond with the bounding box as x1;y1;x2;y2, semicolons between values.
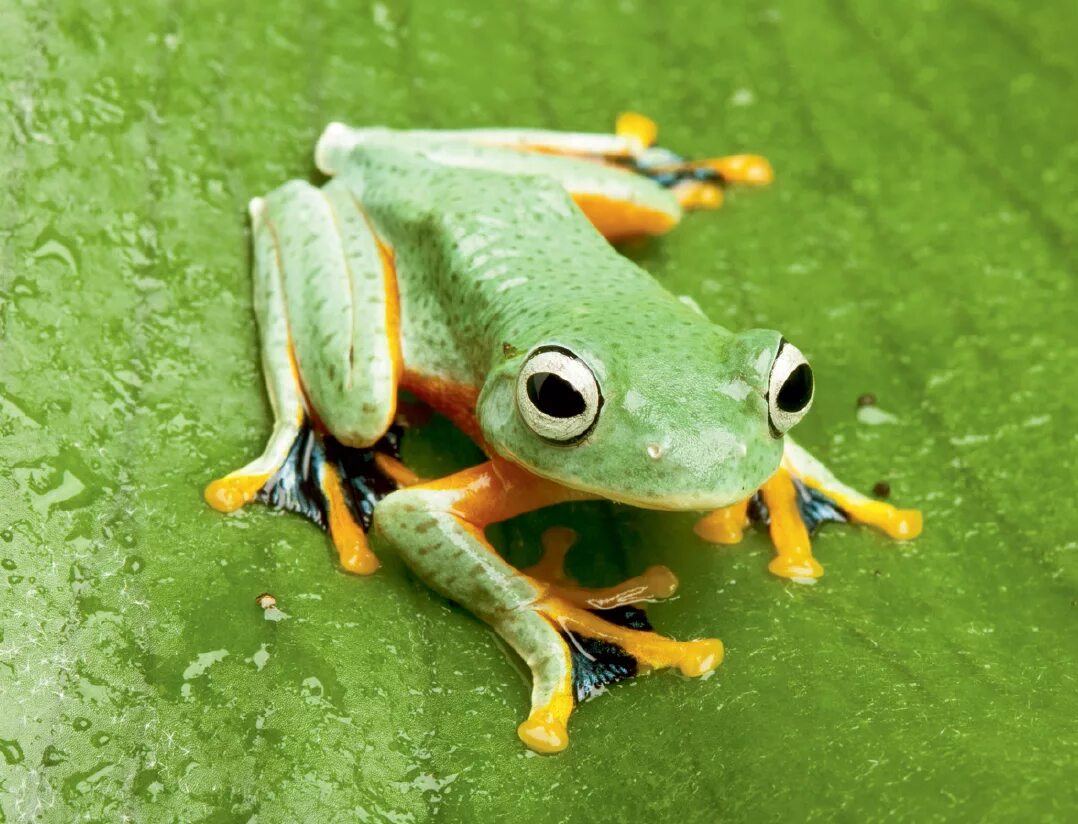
795;480;848;533
561;630;639;703
559;605;652;703
588;603;652;631
255;421;405;533
747;491;767;526
257;425;329;528
748;478;848;535
325;425;403;531
616;151;727;190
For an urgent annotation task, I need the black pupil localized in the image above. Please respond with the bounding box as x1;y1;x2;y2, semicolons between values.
777;363;814;413
526;372;586;418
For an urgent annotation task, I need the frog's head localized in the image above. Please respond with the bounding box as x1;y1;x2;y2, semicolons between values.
477;327;814;510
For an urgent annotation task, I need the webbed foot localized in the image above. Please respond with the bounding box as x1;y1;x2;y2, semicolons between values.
524;593;723;750
614;111;774;210
515;590;723;754
695;439;922;583
515;527;720;752
205;422;406;575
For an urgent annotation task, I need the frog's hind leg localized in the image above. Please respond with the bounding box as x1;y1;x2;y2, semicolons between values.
694;438;923;583
205;185;404;574
317;120;682;241
316;113;773;242
461;110;775;223
204;197;309;515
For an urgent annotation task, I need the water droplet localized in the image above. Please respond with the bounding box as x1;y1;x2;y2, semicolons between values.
61;762;116;801
32;468;89;516
0;392;42;429
301;676;325;704
41;744;68;767
123;555;144;574
31;238;80;275
730;88;755;107
263;605;289;622
0;739;24;765
857;405;899;426
251;644;271;672
133;767;164;800
646;443;664;460
182;649;229;681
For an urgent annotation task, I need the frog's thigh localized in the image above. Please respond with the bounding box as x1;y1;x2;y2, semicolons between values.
419;112;658;158
204;199;305;512
263;179;400;447
315;119;644;172
445;144;685;241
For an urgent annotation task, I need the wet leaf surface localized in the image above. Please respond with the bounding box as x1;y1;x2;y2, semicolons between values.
1;1;1076;821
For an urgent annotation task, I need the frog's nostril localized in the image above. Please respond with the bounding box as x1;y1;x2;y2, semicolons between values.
777;363;813;414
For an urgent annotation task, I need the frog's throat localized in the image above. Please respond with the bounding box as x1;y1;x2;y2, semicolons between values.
495;452;767;513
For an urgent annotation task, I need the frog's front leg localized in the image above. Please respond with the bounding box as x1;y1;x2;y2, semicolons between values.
373;460;723;754
695;438;923;583
205;179;402;574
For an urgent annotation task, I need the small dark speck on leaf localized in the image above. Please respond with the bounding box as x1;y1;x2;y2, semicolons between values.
256;592;277;610
502;341;519;358
857;393;877;407
872;481;891;498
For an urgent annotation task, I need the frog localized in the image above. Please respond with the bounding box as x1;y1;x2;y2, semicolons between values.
204;113;922;754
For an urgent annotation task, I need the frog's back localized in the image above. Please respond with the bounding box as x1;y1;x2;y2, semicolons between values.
338;144;705;385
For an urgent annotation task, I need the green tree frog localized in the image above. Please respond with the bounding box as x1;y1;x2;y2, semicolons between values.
205;113;922;754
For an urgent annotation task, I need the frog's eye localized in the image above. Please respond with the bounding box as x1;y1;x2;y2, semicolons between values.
516;347;602;443
767;341;814;436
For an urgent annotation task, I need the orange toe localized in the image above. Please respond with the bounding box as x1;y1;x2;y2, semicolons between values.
518;713;569;754
204;474;268;513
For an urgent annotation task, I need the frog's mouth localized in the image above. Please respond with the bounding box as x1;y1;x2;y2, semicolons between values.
597;485;754;512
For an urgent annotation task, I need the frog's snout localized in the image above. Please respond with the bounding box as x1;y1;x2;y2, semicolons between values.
767;342;814;436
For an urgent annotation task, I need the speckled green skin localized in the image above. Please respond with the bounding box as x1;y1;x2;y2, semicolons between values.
318;137;786;508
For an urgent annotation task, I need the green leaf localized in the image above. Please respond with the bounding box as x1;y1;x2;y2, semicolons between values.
2;1;1076;821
